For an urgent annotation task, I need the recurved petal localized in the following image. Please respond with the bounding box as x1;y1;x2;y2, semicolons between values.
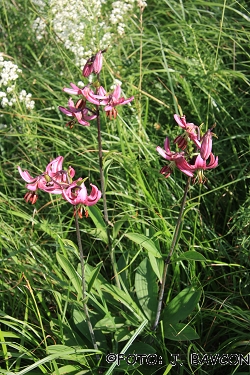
97;86;107;97
59;106;73;116
84;184;102;206
82;87;101;105
174;114;187;128
156;146;171;160
18;166;38;183
26;181;39;191
176;158;194;177
63;83;82;95
118;96;134;106
206;153;218;169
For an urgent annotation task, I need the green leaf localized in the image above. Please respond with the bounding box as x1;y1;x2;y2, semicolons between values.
87;261;103;294
113;214;129;239
164;323;199;341
87;205;108;243
100;283;144;322
72;308;107;349
135;258;158;322
163;287;202;325
95;315;116;332
148;252;164;282
175;251;206;262
125;233;162;258
56;252;82;298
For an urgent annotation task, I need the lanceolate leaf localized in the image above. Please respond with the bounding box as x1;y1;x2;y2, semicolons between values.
56;252;82;298
163;286;202;325
164;323;200;341
163;287;201;340
175;251;206;262
88;205;108;243
135;258;158;322
125;233;162;258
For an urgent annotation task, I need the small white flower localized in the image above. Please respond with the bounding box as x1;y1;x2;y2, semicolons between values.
1;97;9;107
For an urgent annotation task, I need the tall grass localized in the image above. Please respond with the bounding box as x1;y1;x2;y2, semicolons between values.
1;0;250;374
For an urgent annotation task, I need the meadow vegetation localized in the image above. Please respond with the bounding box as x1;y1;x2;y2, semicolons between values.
0;1;250;374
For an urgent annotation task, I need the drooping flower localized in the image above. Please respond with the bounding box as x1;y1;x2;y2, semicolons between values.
18;157;102;211
81;86;103;105
174;114;201;149
45;156;64;177
62;180;102;206
98;85;134;119
59;97;97;127
18;156;70;194
17;165;63;194
156;137;194;178
191;153;218;171
82;50;103;77
45;156;75;185
190;153;218;183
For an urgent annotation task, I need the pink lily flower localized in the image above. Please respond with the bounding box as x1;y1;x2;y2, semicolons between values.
59;98;97;126
174;114;201;149
45;156;64;177
18;157;102;210
156;137;194;177
81;86;103;105
192;153;218;171
98;85;134;119
18;157;70;196
17;165;63;194
82;50;103;77
62;180;102;206
104;85;134;109
190;153;218;183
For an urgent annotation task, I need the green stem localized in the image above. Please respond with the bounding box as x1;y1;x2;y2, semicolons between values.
152;177;191;330
75;209;99;358
95;104;121;290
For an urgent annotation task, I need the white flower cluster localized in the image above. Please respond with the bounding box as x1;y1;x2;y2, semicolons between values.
30;0;147;68
0;54;35;110
19;90;35;110
0;57;22;86
32;17;47;41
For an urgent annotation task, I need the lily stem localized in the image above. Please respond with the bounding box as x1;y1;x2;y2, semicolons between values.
96;108;121;290
152;177;191;330
75;210;99;358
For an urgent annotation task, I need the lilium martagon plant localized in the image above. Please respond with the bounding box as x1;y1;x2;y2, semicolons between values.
152;114;218;330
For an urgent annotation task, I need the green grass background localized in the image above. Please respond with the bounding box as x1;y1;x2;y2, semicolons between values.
0;0;250;374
